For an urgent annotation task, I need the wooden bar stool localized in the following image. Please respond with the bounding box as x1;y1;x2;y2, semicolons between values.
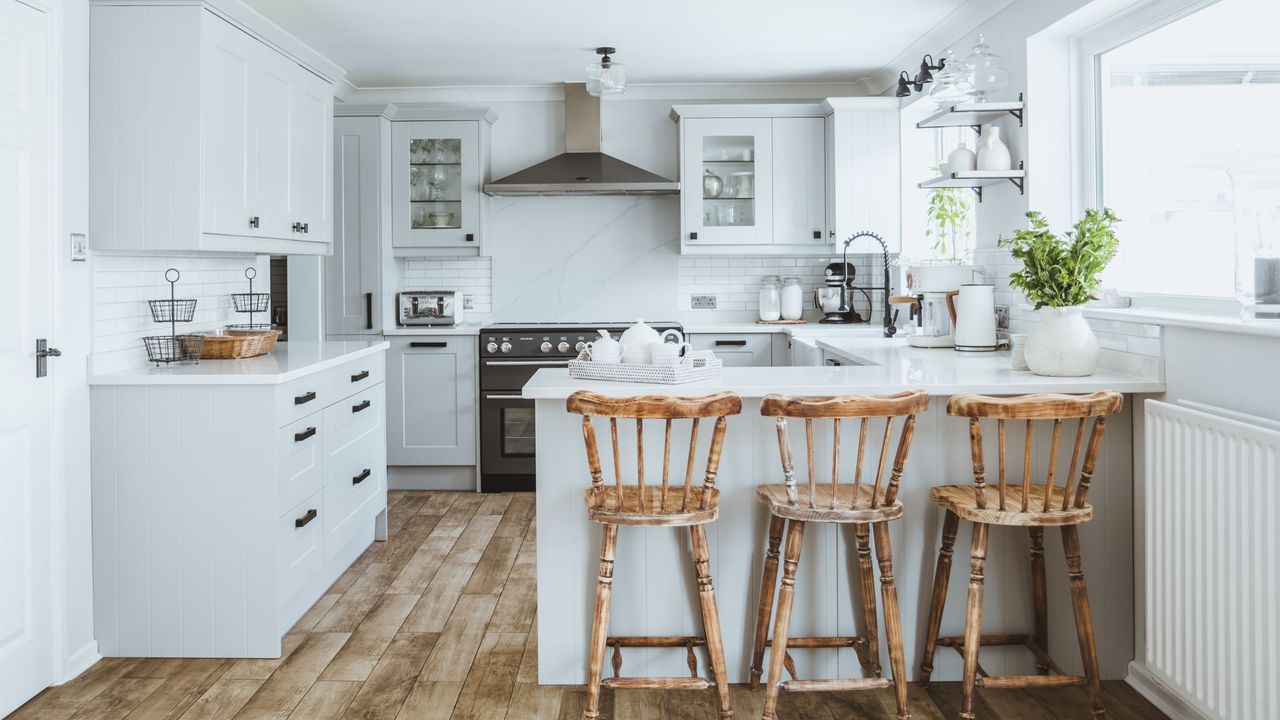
567;391;743;720
750;390;930;720
919;391;1124;720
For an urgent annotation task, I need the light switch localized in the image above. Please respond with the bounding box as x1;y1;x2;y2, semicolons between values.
70;233;88;261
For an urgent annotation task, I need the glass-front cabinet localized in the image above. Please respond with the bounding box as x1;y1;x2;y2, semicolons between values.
392;120;481;250
680;117;774;246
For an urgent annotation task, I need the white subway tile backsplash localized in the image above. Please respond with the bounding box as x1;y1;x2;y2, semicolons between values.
398;256;493;318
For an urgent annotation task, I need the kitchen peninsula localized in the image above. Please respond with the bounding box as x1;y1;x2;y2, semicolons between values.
524;337;1164;685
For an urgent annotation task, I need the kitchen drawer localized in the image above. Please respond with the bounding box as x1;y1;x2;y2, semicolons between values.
278;414;324;516
689;333;773;367
276;375;327;428
327;401;383;489
329;355;384;404
279;492;324;604
323;444;384;562
324;384;384;468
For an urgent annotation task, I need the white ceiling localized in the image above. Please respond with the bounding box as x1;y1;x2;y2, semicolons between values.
244;0;972;90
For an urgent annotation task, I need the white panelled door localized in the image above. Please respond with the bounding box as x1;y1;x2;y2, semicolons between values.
0;0;54;715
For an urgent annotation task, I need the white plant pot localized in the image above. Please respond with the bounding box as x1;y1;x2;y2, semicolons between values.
1024;306;1099;377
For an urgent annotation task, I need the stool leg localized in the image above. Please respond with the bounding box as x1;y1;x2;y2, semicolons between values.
919;510;960;686
584;524;617;720
1029;526;1049;674
854;523;882;677
761;520;805;720
691;525;733;718
960;522;988;720
749;514;786;690
1062;525;1106;719
873;522;910;720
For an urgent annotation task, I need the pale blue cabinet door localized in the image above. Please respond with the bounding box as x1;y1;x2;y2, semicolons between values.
387;337;476;465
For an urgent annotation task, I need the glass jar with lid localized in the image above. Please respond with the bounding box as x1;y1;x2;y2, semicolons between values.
1230;168;1280;320
962;33;1008;102
758;275;782;322
780;277;805;321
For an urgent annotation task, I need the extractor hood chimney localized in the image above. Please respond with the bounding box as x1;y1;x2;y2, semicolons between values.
483;83;678;196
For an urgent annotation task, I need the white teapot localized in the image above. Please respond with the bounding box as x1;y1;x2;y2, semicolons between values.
619;319;662;364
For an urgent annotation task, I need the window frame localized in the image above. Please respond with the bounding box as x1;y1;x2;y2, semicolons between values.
1070;0;1243;311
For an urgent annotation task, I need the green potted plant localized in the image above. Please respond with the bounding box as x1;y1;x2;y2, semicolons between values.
998;209;1120;376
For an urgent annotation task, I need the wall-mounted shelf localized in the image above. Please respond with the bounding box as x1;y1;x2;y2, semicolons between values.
917;93;1024;134
918;164;1025;202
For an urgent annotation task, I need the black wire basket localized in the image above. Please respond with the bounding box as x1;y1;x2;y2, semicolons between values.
225;322;274;331
231;292;270;313
148;298;197;323
143;334;205;365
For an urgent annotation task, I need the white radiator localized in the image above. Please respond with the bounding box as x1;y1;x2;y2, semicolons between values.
1138;400;1279;720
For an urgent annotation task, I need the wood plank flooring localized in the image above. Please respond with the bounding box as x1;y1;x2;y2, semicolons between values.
11;491;1168;720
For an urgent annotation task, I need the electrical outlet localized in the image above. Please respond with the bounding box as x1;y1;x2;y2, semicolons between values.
463;294;474;310
70;233;88;262
995;305;1009;330
691;295;717;310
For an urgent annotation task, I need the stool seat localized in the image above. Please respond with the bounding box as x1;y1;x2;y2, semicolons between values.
929;485;1093;527
584;486;719;527
755;484;903;524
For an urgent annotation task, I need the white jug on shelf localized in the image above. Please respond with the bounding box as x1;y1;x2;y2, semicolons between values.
976;126;1012;171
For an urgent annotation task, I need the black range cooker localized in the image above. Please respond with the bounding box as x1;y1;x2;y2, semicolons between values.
478;321;681;492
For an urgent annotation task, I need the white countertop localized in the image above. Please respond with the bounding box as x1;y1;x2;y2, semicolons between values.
681;320;886;336
521;336;1165;399
89;341;390;386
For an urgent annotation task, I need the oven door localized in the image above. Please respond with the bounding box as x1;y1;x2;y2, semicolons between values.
478;358;570;491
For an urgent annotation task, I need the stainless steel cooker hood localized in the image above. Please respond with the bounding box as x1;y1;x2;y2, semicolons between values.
483;83;678;196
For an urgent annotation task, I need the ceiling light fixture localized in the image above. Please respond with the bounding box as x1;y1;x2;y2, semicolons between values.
586;47;626;96
896;53;947;96
895;71;913;97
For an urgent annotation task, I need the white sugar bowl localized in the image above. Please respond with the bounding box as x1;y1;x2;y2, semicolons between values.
619;319;662;364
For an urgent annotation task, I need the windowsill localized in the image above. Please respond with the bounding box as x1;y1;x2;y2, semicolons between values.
1081;306;1280;339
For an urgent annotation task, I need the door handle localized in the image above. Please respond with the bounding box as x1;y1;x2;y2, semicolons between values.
484;393;526;400
294;426;317;442
689;232;698;240
365;293;373;330
292;221;303;233
813;230;822;239
715;340;747;347
36;338;61;378
294;390;317;405
465;233;475;242
351;370;370;382
248;216;260;229
409;341;448;348
482;360;570;367
352;468;371;485
300;222;309;234
294;508;317;528
352;399;372;413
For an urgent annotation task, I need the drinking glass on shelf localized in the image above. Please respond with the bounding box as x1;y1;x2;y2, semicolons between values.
410;140;432;164
411;205;429;228
723;204;740;226
410;168;428;201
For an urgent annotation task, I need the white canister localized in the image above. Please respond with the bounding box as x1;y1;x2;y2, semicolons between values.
780;277;804;321
1009;333;1029;371
759;275;782;321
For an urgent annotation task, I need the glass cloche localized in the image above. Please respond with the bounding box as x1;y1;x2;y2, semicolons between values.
1229;168;1280;320
962;33;1009;102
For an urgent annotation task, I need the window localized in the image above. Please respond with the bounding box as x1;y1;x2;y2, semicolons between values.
1092;0;1280;299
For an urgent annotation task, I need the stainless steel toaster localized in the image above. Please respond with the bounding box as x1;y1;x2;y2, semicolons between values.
397;290;462;326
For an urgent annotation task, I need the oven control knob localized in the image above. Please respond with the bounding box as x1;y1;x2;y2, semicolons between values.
557;341;571;353
575;341;586;353
500;342;512;354
486;341;498;353
540;341;552;353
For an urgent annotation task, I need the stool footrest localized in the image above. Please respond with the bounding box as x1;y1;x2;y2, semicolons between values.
607;636;705;648
977;674;1086;689
937;633;1031;647
763;635;865;649
602;677;710;690
781;678;892;692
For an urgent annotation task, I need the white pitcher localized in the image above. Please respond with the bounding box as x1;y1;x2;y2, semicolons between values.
953;283;999;352
585;329;626;364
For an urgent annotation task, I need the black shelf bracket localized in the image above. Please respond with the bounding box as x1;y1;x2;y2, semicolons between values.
970;161;1026;202
972;92;1025;134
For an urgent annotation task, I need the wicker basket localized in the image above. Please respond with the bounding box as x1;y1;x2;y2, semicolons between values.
568;350;722;385
195;328;281;359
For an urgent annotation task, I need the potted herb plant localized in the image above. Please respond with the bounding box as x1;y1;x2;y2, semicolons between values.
998;209;1120;376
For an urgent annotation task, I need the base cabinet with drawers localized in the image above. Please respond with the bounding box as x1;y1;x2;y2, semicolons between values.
89;346;388;658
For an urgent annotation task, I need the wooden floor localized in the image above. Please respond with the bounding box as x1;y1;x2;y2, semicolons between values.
12;491;1168;720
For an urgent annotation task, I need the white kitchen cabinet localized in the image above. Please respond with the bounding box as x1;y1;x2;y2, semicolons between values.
823;98;902;252
391;116;491;253
672;105;830;255
387;336;477;465
689;333;773;367
327;112;393;336
89;0;342;255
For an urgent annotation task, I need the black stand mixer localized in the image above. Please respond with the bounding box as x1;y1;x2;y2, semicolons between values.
814;231;898;337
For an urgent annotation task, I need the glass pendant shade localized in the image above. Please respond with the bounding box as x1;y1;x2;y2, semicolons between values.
586;60;626;96
962;33;1008;102
927;49;970;108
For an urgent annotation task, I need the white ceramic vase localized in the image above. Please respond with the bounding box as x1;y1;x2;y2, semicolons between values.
947;143;976;173
976;126;1012;171
1024;306;1099;377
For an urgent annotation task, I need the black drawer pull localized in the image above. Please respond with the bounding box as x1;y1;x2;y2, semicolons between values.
352;468;371;485
353;399;372;413
410;341;447;348
715;340;748;347
351;370;370;382
294;426;317;442
294;391;316;405
294;508;317;528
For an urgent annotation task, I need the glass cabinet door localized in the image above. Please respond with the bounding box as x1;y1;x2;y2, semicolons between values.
393;121;480;248
681;117;773;245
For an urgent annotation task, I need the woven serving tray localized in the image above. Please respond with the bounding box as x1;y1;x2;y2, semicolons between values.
568;350;722;385
755;318;809;325
196;328;281;359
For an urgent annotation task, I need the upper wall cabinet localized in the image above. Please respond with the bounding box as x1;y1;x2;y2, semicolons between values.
89;0;343;256
672;104;830;256
389;109;495;256
822;98;902;253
